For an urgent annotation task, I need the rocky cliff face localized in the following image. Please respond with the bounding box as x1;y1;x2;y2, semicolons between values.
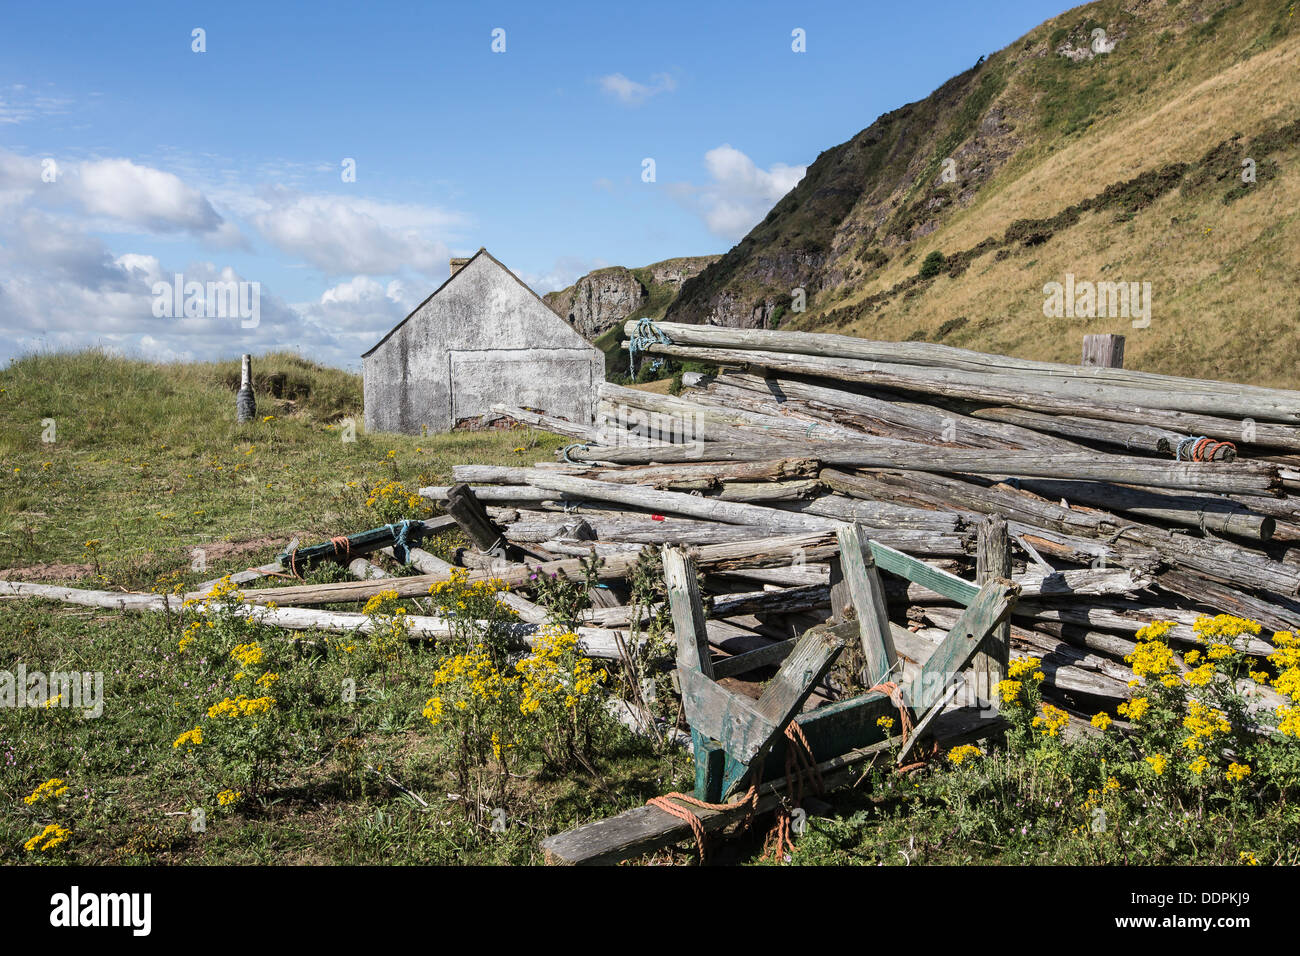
546;268;647;339
544;256;720;340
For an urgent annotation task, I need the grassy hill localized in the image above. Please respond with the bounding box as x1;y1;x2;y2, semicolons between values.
663;0;1300;387
0;350;562;581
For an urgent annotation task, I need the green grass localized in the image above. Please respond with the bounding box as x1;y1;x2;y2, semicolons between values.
0;349;697;865
0;348;566;582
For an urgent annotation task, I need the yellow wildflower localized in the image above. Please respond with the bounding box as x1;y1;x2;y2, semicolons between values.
1031;703;1070;738
23;823;71;853
172;727;203;748
1118;697;1149;722
23;778;69;805
946;744;983;766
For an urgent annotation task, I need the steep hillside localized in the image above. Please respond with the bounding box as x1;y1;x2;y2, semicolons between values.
663;0;1300;387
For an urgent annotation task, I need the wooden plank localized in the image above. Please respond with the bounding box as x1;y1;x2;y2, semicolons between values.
444;483;510;555
572;434;1281;495
725;624;848;794
347;558;390;580
906;579;1019;715
692;729;726;803
277;518;457;571
663;547;713;678
866;539;979;605
699;585;1013;790
678;624;844;779
1081;333;1125;369
972;515;1011;709
237;532;838;607
710;638;798;679
676;668;775;766
630;336;1300;424
835;524;898;686
542;705;1004;865
525;472;833;533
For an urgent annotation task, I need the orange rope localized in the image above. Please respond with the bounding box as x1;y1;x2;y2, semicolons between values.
330;535;352;558
1200;439;1236;461
867;681;915;746
763;722;824;863
288;549;303;580
646;787;758;864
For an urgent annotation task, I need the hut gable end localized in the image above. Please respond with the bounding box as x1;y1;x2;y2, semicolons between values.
362;248;604;435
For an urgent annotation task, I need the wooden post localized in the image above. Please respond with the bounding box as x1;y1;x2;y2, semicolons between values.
444;483;510;558
834;524;898;686
973;515;1012;710
1081;334;1125;368
662;547;713;678
236;354;256;423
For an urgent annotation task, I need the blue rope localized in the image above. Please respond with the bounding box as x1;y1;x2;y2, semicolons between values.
388;520;415;564
561;442;590;464
1175;436;1209;461
627;316;671;376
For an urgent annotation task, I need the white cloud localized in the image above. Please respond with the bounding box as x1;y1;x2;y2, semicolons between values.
518;255;612;295
672;144;806;240
72;158;227;235
598;72;678;107
293;276;421;362
0;84;72;125
0;145;467;370
249;188;462;278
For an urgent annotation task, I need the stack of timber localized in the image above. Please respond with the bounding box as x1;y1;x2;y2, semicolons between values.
439;320;1300;728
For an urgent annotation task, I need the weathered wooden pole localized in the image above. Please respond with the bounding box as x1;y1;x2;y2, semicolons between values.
1081;334;1125;369
973;515;1011;711
236;354;256;423
444;483;515;560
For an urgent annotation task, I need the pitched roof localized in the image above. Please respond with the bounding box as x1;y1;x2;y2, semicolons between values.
360;247;569;358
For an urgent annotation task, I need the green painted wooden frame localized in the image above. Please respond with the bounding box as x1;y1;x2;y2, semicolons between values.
677;528;1018;800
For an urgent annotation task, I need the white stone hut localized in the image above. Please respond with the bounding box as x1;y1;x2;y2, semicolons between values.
362;248;604;434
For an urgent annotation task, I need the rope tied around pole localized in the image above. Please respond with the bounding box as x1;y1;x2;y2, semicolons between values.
627;316;672;377
387;520;415;564
1175;435;1237;462
561;442;590;464
645;786;758;865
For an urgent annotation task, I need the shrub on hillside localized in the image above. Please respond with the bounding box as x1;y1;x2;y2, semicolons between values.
918;251;946;279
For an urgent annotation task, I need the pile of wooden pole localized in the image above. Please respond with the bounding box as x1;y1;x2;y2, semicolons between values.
9;324;1297;742
439;322;1300;723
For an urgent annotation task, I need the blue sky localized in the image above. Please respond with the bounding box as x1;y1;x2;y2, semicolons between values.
0;0;1072;369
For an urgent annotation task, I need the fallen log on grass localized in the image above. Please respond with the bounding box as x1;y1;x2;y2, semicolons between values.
0;580;638;660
